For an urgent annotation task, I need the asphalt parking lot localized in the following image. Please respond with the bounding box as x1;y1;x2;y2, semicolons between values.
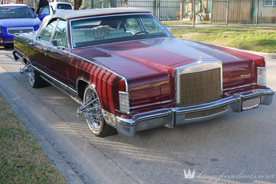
1;46;276;184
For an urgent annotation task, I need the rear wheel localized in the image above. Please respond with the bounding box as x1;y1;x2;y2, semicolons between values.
27;61;47;88
83;85;117;137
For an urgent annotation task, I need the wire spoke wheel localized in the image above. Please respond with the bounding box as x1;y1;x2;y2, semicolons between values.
84;86;103;135
83;85;117;137
25;60;47;88
28;66;35;87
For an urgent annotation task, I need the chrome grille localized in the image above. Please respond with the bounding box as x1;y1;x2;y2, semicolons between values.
179;68;221;106
7;27;33;35
186;106;227;119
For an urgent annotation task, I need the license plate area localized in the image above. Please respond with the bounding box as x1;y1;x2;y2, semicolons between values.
242;97;260;111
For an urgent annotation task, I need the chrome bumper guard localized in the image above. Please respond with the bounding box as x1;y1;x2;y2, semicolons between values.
115;89;274;137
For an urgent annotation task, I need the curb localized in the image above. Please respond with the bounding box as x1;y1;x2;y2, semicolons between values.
0;86;84;184
0;59;137;184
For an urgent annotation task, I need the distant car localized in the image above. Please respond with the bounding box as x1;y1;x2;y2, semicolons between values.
37;5;55;22
0;4;40;48
49;2;73;13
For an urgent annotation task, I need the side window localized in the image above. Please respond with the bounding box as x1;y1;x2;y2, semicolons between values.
125;18;141;33
40;20;57;42
141;18;161;33
52;20;68;48
40;6;50;15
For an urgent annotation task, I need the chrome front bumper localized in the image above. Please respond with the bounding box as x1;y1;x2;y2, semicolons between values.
115;88;274;137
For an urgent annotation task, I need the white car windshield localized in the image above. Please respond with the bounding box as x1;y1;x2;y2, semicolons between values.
71;14;171;48
57;4;72;9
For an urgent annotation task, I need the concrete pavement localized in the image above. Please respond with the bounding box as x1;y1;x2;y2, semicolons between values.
0;48;137;184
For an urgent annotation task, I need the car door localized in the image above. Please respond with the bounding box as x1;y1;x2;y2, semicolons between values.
47;19;70;87
34;19;58;76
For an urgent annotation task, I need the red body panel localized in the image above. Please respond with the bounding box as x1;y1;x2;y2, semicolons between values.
14;30;266;116
71;37;263;112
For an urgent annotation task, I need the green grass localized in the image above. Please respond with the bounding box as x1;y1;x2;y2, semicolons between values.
171;25;276;53
0;96;68;184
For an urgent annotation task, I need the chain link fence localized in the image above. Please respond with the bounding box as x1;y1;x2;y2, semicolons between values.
80;0;276;28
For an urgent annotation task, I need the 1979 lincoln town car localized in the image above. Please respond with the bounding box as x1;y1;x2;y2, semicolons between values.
13;8;274;137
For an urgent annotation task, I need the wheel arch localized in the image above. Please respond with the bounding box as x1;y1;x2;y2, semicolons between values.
76;79;96;101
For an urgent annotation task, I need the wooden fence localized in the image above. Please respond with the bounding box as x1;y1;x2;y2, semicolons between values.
212;0;254;23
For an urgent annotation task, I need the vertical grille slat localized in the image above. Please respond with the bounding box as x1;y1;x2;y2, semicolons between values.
180;68;221;106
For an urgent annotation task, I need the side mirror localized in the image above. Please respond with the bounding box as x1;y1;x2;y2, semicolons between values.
52;39;63;47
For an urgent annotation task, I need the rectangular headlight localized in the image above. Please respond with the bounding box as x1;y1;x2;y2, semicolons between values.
119;91;130;114
257;67;266;86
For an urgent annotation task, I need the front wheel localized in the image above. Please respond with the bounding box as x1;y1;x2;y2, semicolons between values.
83;85;117;137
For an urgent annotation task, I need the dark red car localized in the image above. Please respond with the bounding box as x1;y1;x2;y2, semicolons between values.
13;8;274;137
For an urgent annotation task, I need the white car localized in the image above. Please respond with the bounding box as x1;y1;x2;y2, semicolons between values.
49;2;73;13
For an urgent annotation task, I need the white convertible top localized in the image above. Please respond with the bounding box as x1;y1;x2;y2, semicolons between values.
38;8;151;35
51;7;150;20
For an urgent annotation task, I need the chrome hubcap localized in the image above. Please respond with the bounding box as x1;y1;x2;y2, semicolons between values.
84;87;103;134
28;66;35;86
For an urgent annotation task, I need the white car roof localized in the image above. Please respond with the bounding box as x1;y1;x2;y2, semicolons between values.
49;2;72;5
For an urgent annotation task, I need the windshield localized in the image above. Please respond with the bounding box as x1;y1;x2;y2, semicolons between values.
57;4;72;10
71;14;172;48
0;6;36;19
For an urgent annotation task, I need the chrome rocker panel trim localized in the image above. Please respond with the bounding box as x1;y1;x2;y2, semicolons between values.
115;88;274;137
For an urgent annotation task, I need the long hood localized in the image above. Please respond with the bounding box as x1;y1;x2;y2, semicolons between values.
74;37;252;80
0;18;40;27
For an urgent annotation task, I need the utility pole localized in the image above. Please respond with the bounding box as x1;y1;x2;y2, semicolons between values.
74;0;78;10
193;0;195;27
226;0;229;26
255;0;259;26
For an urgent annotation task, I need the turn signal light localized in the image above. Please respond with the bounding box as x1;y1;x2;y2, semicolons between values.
257;67;266;86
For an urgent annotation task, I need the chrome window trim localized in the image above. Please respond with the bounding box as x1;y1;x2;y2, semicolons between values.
173;60;223;106
68;12;172;50
52;19;69;49
130;100;173;110
49;19;59;44
39;19;59;43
